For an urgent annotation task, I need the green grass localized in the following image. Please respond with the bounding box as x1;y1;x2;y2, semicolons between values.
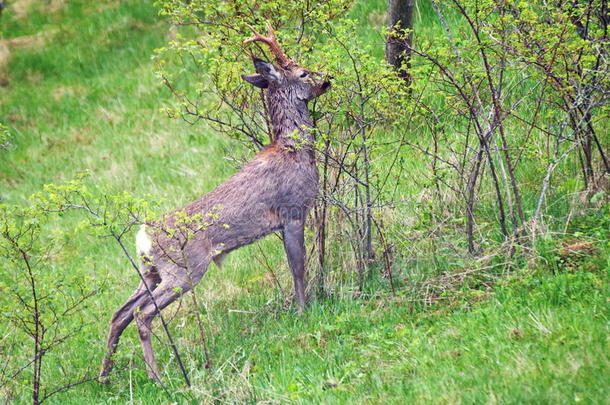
1;0;608;403
184;266;607;404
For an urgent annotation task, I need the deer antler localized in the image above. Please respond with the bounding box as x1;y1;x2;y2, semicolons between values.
243;22;295;69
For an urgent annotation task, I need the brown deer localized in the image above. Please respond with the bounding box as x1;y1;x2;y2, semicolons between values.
98;23;331;382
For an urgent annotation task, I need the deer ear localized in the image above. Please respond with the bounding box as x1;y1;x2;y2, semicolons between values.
241;74;269;89
252;58;281;81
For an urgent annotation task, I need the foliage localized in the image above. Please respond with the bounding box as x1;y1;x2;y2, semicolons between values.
1;174;199;399
391;0;610;253
155;0;353;145
0;194;99;404
155;0;609;287
155;0;416;294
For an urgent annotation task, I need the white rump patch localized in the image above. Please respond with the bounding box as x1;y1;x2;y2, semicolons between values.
135;224;152;256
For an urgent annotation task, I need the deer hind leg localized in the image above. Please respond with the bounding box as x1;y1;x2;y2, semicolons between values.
99;267;161;382
283;219;306;313
135;260;210;381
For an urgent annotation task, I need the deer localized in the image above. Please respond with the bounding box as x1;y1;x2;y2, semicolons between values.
98;23;332;383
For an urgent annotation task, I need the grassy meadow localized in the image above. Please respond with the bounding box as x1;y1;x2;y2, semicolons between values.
1;0;609;403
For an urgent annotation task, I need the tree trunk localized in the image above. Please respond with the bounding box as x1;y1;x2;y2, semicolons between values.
386;0;415;84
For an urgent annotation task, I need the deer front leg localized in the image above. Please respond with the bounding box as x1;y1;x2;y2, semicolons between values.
283;219;306;312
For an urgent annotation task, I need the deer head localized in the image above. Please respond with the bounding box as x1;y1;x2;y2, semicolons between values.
241;23;332;105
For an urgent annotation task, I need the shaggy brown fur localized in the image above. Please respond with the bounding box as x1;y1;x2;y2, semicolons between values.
99;25;331;382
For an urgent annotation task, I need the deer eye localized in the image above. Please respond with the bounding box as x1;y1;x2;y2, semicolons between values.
300;72;308;78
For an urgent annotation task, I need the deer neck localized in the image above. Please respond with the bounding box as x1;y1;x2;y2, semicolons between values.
266;91;314;148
